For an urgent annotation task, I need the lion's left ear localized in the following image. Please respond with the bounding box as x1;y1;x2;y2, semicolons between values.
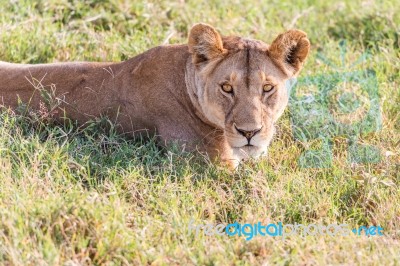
188;23;227;65
268;29;310;77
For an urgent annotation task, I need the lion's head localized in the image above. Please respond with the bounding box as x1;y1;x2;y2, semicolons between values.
186;23;310;161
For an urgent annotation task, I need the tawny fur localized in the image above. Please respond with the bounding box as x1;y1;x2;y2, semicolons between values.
0;23;310;168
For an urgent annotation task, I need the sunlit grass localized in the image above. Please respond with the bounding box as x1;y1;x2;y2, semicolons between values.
0;0;399;265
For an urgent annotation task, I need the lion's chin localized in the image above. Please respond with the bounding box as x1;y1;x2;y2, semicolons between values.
230;145;268;162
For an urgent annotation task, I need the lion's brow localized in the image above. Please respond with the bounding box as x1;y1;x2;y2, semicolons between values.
245;47;250;89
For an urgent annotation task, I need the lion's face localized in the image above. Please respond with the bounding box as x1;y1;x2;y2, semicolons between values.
196;44;290;158
188;24;310;160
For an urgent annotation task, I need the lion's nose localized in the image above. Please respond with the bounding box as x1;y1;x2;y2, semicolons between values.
234;125;262;141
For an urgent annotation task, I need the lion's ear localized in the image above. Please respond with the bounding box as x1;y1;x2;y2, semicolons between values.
268;29;310;77
188;23;227;64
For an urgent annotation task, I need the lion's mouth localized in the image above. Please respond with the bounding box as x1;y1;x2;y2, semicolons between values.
231;144;257;149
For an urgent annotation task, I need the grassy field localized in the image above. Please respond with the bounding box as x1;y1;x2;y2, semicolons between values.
0;0;399;265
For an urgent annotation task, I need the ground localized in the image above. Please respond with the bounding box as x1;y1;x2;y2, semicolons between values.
0;0;399;265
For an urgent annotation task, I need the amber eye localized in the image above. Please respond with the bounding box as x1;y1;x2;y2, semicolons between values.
263;84;274;93
221;84;233;93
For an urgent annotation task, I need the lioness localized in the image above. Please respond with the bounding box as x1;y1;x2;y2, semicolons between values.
0;23;310;168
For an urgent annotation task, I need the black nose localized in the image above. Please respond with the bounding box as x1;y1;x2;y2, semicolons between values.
234;125;262;140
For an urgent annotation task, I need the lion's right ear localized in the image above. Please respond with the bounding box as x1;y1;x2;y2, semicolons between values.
188;23;227;65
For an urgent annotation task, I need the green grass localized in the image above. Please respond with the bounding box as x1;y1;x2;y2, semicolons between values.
0;0;399;265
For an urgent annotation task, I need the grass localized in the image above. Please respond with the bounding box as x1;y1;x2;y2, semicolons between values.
0;0;399;265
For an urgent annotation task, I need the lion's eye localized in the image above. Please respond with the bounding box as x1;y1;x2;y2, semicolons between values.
221;84;233;93
263;84;274;93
